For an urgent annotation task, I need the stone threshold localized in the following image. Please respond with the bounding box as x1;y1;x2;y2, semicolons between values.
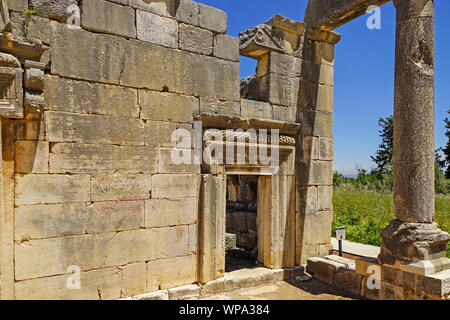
123;266;305;300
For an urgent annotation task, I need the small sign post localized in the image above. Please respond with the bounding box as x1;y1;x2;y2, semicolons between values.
336;226;346;257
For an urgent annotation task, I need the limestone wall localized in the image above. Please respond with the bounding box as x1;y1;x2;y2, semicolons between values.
0;0;337;299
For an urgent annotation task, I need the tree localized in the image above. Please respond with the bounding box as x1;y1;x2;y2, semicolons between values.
371;116;393;175
443;110;450;178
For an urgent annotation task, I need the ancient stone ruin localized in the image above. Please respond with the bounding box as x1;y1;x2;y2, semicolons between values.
0;0;448;300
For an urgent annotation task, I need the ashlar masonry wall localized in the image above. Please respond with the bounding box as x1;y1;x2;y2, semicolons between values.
0;0;338;299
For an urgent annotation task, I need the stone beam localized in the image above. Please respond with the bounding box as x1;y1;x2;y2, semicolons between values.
304;0;391;31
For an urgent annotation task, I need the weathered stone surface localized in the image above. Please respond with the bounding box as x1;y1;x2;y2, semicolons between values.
301;211;333;244
122;40;240;100
139;90;199;122
29;0;78;22
298;81;334;113
122;262;146;297
200;98;240;117
132;290;169;300
319;137;334;160
82;0;136;38
168;284;200;300
145;198;197;228
179;23;213;55
296;186;318;214
157;148;200;174
26;15;50;45
152;174;198;199
224;267;276;291
15;267;122;300
15;226;190;280
136;10;178;48
304;0;390;30
269;52;302;77
14;140;49;173
49;143;157;174
297;109;333;138
45;112;145;145
317;186;333;211
198;3;227;33
15;118;45;141
175;0;198;25
379;220;450;265
91;174;152;202
306;256;342;284
86;201;144;233
225;233;237;251
200;277;225;295
260;73;299;107
296;159;333;186
7;0;27;12
44;76;139;117
15;203;87;240
51;23;127;84
24;67;44;91
145;121;192;148
241;99;273;120
393;1;435;224
129;0;178;16
147;255;197;291
214;34;239;62
15;174;90;206
273;105;296;122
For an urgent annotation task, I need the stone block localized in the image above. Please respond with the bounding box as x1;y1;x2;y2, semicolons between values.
145;121;192;148
82;0;136;38
147;255;197;291
29;0;77;22
44;76;139;117
15;227;190;280
121;39;240;101
49;143;157;174
260;73;299;107
269;52;302;77
200;277;225;295
25;67;44;91
129;0;178;16
168;284;200;300
355;257;379;277
273;105;296;122
319;137;334;160
224;267;276;291
91;174;152;202
144;198;197;228
199;98;240;117
133;290;169;300
380;281;404;300
213;34;239;62
297;109;333;138
15;267;122;300
198;3;227;33
136;10;178;48
306;256;343;284
175;0;199;25
225;233;236;251
317;186;333;211
301;211;333;245
296;186;318;214
122;262;147;297
15;203;87;240
241;99;273;120
14;140;49;173
152;174;198;199
296;159;333;186
298;135;319;160
15;174;90;206
7;0;27;12
298;80;334;113
334;269;362;295
416;269;450;298
15;118;45;141
139;90;199;122
86;201;144;233
188;224;197;253
45;112;145;145
179;23;213;55
51;24;127;84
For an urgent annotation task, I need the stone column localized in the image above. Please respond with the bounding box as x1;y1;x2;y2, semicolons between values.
378;0;449;273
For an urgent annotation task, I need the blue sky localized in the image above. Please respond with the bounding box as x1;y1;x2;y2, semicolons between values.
197;0;450;174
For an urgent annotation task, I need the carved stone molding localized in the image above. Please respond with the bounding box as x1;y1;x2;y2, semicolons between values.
0;52;23;118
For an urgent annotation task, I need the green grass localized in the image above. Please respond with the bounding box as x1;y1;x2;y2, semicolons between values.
332;184;450;257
